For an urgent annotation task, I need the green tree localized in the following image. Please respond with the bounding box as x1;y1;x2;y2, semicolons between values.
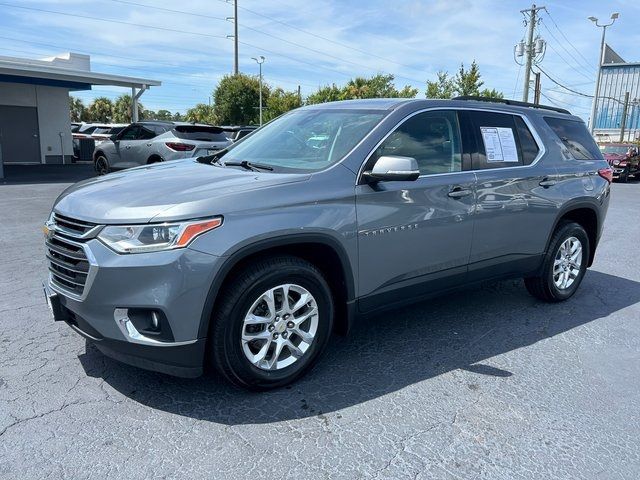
479;88;504;99
307;74;417;104
172;112;184;121
86;97;114;123
213;73;266;125
425;61;503;99
264;88;302;122
454;60;483;96
185;103;215;124
155;109;173;120
112;94;145;123
343;74;417;99
306;84;343;105
69;96;86;122
426;71;455;99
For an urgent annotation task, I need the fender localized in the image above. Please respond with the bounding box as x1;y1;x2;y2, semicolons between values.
196;233;357;339
544;198;602;268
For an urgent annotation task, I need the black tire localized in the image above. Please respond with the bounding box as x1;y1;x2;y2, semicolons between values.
525;221;590;302
95;155;110;175
620;167;630;183
209;256;334;390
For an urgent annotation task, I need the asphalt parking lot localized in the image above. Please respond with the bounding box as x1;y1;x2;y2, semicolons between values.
1;167;639;479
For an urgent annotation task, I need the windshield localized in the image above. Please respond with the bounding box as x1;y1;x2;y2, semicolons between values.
221;109;385;172
602;145;630;155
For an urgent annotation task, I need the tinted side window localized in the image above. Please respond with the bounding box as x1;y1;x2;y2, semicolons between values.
137;126;156;140
374;110;462;175
468;111;523;169
119;126;139;140
544;117;603;160
514;116;540;165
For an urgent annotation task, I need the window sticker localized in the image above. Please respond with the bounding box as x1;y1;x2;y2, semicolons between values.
480;127;519;162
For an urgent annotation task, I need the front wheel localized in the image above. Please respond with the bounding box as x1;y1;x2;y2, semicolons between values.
524;221;590;302
94;155;110;175
209;256;334;389
620;167;630;183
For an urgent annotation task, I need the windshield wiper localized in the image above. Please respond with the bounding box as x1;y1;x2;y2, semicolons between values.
196;148;229;165
224;160;274;171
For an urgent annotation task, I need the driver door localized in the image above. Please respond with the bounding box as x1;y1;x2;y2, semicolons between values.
355;109;476;312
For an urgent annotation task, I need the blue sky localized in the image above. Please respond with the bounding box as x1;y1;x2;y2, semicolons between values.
1;0;639;121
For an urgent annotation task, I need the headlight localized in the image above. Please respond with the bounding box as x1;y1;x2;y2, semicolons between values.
98;217;222;253
613;159;620;166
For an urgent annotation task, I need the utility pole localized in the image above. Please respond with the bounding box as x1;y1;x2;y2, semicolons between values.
233;0;238;75
514;3;546;102
297;85;301;105
619;91;630;142
226;1;239;74
533;71;541;104
588;12;619;133
252;56;265;125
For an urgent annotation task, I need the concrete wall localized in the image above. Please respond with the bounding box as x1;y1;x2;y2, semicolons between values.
0;81;73;164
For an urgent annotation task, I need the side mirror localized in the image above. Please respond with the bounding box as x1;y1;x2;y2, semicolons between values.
363;155;420;182
110;134;118;142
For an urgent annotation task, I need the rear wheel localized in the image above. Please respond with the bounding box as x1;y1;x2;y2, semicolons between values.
209;256;334;390
94;155;110;175
524;221;590;302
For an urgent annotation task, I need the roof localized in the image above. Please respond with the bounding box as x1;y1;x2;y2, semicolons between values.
0;52;160;91
302;97;578;118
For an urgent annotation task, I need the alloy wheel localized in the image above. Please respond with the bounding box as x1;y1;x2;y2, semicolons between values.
553;236;582;290
241;283;319;371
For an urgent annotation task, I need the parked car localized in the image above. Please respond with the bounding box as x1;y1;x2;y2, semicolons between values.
44;97;611;389
91;124;128;146
220;125;257;142
599;143;640;182
93;121;232;174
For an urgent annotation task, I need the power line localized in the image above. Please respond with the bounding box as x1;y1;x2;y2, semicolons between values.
104;0;426;84
543;10;593;69
0;2;228;40
539;21;594;80
537;66;593;97
212;0;427;73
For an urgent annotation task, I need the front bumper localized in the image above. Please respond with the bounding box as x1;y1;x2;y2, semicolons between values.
46;239;222;377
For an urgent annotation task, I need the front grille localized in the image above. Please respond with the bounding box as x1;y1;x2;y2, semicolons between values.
47;235;90;296
46;214;97;297
53;213;97;237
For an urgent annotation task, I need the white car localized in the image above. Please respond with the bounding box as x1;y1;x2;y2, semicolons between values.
93;121;232;174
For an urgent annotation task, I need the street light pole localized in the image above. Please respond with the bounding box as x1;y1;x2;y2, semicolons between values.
588;12;619;134
252;56;265;126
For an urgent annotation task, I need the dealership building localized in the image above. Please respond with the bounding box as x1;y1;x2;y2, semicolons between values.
0;52;159;176
592;45;640;143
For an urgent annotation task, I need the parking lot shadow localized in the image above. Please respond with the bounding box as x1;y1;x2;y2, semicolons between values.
1;164;95;185
78;270;639;425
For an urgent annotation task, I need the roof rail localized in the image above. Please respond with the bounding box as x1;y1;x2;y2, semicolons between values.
452;96;571;115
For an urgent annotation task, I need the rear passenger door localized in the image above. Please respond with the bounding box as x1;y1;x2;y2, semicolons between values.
120;124;156;167
461;110;558;279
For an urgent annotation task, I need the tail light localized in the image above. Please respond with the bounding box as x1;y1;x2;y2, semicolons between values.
165;142;195;152
598;167;613;183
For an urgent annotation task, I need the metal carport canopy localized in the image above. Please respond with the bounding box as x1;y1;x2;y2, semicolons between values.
0;59;161;122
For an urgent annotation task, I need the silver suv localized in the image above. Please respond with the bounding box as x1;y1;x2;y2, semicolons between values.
93;121;231;174
44;98;612;389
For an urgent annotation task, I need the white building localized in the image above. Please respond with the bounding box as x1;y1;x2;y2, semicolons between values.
0;52;160;171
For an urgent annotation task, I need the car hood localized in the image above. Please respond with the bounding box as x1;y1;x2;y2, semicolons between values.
54;159;311;224
604;153;626;164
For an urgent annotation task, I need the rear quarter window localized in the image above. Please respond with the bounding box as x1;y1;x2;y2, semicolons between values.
173;125;229;142
544;117;603;160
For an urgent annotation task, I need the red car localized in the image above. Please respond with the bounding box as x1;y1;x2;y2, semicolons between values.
599;143;640;182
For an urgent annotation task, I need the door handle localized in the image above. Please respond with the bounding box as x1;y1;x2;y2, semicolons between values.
125;145;131;149
539;177;557;188
448;187;472;198
146;143;152;146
